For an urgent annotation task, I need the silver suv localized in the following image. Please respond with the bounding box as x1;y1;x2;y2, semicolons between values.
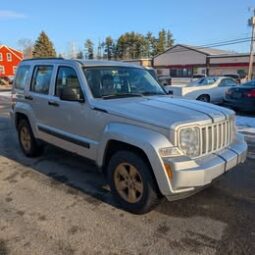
11;58;247;214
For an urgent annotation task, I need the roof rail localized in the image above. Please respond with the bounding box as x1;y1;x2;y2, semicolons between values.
22;57;64;61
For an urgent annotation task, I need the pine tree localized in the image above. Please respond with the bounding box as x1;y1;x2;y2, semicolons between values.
32;31;56;58
104;36;114;60
85;39;94;59
156;29;167;55
166;30;174;49
76;51;84;59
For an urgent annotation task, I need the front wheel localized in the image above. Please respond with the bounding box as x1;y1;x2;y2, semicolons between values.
107;151;161;214
196;95;210;102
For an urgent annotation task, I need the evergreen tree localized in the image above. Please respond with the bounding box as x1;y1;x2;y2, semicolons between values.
76;51;84;59
85;39;94;59
32;31;56;58
156;29;167;55
116;32;147;60
104;36;114;60
145;32;157;58
166;30;174;49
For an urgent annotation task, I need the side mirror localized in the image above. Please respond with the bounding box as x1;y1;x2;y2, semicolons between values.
60;87;85;102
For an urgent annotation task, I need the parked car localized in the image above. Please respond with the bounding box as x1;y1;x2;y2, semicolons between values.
191;74;206;82
11;59;247;214
145;68;172;86
223;74;241;84
165;76;238;103
224;80;255;112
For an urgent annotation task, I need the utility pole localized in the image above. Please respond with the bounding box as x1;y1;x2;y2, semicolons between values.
248;9;255;80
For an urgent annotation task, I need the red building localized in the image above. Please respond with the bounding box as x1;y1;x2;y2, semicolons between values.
0;45;23;78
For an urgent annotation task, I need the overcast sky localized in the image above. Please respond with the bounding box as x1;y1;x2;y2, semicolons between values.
0;0;254;54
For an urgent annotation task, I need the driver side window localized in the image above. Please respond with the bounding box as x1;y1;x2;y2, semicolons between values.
55;66;84;100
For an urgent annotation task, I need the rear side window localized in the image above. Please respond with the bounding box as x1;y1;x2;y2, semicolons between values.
14;65;30;90
219;78;237;87
31;65;53;94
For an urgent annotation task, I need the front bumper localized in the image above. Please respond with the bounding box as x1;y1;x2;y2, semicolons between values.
164;133;247;199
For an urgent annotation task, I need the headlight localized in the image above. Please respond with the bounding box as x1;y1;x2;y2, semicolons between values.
179;127;200;157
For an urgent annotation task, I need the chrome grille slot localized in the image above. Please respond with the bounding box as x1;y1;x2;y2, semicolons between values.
202;128;206;154
208;126;212;152
218;124;222;150
213;125;217;151
199;119;233;157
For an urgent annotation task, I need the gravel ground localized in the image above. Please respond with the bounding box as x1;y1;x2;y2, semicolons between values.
0;97;254;255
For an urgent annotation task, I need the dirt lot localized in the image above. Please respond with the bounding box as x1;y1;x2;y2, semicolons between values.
0;95;255;255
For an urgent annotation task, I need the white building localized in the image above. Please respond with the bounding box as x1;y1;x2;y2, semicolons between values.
153;44;254;83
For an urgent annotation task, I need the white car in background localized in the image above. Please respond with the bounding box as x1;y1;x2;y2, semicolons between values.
165;76;238;103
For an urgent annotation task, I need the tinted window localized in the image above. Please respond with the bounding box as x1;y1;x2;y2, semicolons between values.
14;65;30;90
31;65;53;94
219;78;237;87
242;80;255;87
56;66;83;99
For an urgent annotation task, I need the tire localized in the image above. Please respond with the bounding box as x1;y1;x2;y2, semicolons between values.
107;150;161;214
18;119;43;157
197;95;210;103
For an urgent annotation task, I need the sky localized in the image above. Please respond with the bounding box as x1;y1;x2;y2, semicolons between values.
0;0;254;55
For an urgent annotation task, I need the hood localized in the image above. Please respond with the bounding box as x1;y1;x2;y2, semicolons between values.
94;96;234;129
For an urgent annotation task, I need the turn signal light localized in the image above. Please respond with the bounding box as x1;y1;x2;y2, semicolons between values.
164;163;173;180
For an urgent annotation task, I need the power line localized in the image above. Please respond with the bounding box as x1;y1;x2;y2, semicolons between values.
114;37;252;55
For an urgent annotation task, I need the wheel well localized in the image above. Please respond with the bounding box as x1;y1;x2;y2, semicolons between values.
103;140;162;195
15;112;29;129
197;94;210;100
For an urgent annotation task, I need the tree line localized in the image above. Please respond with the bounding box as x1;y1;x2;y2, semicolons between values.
19;29;174;60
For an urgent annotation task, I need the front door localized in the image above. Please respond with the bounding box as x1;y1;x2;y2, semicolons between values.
38;65;95;159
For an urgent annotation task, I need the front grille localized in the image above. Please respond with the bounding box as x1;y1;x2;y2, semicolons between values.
200;119;234;156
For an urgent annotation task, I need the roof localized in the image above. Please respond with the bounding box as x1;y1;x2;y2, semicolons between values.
181;44;235;55
208;53;252;58
21;58;144;68
153;44;235;59
0;44;23;60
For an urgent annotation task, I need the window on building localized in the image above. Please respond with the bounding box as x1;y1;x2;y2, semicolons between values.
0;65;5;75
170;68;192;77
14;65;30;90
7;53;12;62
13;66;17;74
0;53;3;61
31;65;53;94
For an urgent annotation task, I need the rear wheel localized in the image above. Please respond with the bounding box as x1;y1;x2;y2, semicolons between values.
197;95;210;103
107;150;161;214
18;119;43;157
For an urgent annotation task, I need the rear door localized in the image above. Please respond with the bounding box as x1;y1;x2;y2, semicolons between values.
25;64;54;129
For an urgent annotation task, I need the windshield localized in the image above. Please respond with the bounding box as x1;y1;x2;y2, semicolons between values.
188;77;218;86
83;66;166;98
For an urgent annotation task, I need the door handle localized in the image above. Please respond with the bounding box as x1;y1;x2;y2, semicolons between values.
48;101;59;107
25;95;33;100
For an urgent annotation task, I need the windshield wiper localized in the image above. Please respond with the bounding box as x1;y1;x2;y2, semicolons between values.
102;93;143;100
142;91;166;96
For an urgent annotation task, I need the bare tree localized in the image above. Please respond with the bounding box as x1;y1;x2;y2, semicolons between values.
18;39;34;59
